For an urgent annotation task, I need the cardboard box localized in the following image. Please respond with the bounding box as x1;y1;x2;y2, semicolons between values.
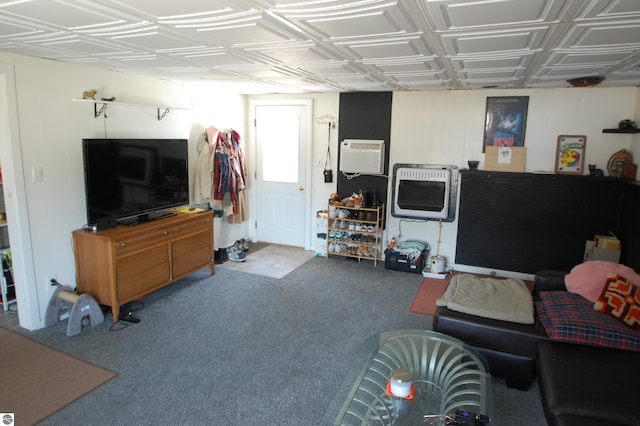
484;146;526;172
594;235;621;250
584;240;621;263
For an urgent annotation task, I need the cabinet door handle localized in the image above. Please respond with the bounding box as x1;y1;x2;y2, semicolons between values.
120;242;127;248
174;227;180;232
163;231;169;236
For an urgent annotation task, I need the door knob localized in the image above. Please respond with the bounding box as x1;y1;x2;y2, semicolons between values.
298;185;304;191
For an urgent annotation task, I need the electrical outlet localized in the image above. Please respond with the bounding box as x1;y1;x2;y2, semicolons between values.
32;167;44;182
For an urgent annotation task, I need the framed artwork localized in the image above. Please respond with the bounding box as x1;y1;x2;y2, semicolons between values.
555;135;586;174
483;96;529;152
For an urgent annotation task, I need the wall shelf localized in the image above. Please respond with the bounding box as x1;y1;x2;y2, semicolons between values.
602;128;640;134
72;99;189;121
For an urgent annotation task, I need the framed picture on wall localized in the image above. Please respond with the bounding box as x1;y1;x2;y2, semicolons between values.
555;135;586;174
483;96;529;152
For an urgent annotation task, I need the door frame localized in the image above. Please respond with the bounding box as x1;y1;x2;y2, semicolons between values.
249;99;313;250
0;63;39;330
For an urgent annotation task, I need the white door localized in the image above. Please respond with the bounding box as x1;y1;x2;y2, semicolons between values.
254;103;309;247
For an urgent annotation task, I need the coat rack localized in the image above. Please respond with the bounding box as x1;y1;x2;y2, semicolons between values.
316;114;337;183
316;113;337;128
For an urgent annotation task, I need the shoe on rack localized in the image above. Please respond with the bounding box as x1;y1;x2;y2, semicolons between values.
228;246;247;262
240;238;249;252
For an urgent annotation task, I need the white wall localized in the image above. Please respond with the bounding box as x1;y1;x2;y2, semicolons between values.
388;88;640;278
0;53;247;330
630;90;640;162
190;84;250;249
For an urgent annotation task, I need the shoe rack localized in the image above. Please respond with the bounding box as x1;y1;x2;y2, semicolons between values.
326;203;384;266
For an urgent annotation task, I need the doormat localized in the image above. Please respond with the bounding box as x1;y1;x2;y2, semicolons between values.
0;327;117;425
409;275;453;316
218;245;315;279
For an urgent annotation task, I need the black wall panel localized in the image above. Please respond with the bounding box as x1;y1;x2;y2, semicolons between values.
337;92;392;211
455;171;624;274
619;182;640;272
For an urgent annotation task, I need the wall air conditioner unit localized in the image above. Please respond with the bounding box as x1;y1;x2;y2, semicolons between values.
339;139;385;174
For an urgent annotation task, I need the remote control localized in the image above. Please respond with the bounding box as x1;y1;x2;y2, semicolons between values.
452;409;491;425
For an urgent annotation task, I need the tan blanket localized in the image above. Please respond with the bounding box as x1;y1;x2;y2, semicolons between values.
436;274;534;324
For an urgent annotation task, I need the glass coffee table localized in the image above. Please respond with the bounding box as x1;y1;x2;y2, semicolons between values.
321;330;492;425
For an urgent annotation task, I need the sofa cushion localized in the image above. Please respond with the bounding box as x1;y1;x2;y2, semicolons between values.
536;291;640;352
436;274;534;324
564;261;640;303
537;340;640;426
594;273;640;331
433;306;547;390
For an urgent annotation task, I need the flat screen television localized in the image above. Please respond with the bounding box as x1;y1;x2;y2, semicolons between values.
82;138;189;226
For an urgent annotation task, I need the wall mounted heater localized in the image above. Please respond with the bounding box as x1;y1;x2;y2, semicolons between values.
339;139;385;174
391;164;459;222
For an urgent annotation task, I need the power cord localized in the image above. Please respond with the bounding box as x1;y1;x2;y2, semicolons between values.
109;301;145;331
50;278;77;292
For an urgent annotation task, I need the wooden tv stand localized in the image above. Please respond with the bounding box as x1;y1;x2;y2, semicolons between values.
72;211;214;322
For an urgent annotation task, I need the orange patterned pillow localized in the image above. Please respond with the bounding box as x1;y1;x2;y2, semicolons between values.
594;273;640;331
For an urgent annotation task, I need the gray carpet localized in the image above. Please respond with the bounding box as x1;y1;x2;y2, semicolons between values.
23;256;546;425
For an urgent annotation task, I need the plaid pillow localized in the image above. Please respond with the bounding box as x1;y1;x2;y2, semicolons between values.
594;273;640;331
536;291;640;352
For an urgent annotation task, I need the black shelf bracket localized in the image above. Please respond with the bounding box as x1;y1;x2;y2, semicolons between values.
94;102;108;118
157;108;170;121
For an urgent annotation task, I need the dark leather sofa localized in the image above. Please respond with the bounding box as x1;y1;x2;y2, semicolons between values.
432;272;559;390
433;270;640;426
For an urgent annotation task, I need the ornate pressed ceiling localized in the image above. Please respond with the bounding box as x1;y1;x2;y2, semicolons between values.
0;0;638;93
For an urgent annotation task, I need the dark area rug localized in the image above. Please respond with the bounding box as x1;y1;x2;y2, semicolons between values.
0;327;116;425
409;275;452;316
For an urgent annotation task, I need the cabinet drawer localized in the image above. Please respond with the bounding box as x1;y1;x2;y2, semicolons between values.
173;231;213;277
115;227;170;256
116;245;171;301
170;215;212;238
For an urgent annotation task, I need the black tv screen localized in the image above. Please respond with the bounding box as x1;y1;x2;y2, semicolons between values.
398;180;445;212
82;138;189;226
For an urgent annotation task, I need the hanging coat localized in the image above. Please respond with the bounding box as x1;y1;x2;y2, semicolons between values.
193;133;214;204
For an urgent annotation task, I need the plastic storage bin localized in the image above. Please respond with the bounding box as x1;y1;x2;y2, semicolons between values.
384;248;428;273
